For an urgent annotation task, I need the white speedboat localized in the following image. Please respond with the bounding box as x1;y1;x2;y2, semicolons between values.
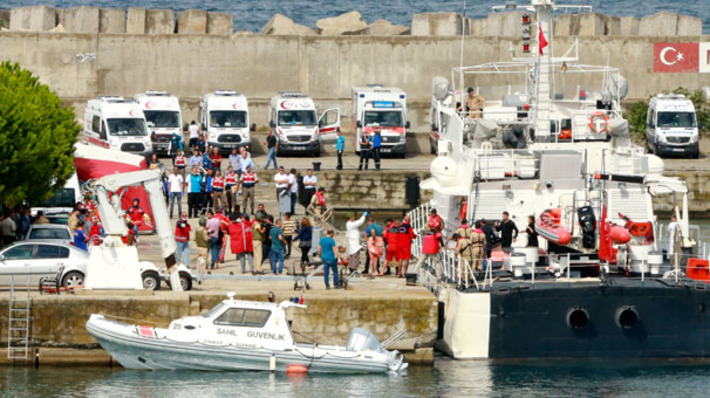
86;292;408;374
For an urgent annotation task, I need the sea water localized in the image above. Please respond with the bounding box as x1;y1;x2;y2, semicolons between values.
2;357;710;397
2;0;708;33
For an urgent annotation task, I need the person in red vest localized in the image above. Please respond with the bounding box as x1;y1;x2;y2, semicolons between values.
399;216;417;276
88;212;104;245
126;199;145;243
307;187;332;228
239;165;258;215
175;213;191;266
229;213;254;274
224;166;238;214
212;169;227;211
428;208;444;232
122;220;136;246
413;227;444;278
460;197;468;223
382;219;401;276
384;219;412;277
174;150;187;181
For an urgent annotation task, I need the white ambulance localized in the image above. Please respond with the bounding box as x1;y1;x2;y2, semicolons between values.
646;93;699;159
82;96;153;159
134;91;183;156
199;90;255;155
352;85;410;158
268;92;340;157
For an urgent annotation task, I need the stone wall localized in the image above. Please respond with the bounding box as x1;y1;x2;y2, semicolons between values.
0;291;437;348
1;32;708;134
0;6;703;37
259;168;433;209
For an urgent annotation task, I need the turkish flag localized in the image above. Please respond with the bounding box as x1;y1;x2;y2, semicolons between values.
539;26;548;56
653;42;699;73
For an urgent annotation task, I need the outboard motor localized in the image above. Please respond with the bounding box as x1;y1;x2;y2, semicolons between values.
577;206;596;249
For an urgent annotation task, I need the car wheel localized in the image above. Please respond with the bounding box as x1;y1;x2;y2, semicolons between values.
142;272;161;290
62;271;84;288
693;151;700;159
179;272;193;291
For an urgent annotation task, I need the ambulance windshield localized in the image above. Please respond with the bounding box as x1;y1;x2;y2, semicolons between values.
144;111;180;128
364;111;403;128
657;112;697;128
107;118;148;136
278;110;316;126
210;111;247;128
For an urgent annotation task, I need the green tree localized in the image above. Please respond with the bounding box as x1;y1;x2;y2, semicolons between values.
0;61;79;209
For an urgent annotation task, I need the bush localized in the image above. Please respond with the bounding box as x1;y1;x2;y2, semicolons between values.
0;62;79;209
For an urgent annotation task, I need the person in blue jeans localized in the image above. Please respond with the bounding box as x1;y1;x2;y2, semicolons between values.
264;130;278;170
269;219;287;274
319;229;339;289
372;130;382;170
336;131;345;170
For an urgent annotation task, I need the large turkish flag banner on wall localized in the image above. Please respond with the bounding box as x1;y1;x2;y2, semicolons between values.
653;42;699;73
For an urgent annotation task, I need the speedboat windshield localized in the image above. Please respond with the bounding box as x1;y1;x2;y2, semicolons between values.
202;302;226;318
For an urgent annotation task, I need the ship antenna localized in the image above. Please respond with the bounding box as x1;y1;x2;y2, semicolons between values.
459;0;467;72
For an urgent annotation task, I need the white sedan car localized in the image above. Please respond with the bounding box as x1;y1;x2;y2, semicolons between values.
0;241;87;288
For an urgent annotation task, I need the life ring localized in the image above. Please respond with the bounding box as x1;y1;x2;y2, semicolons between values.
588;112;609;134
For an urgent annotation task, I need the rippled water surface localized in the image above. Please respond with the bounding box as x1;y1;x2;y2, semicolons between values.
3;357;710;397
2;0;708;33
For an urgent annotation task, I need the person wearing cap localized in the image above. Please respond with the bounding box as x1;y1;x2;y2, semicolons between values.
175;212;191;266
194;217;210;272
457;87;486;119
346;211;368;273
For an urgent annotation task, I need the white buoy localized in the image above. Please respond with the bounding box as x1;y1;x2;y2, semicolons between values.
269;353;276;373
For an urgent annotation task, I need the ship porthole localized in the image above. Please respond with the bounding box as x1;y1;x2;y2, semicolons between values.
616;307;638;329
567;308;589;329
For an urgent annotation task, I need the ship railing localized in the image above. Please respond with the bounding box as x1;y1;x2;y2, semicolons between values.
406;201;432;264
465;148;541;182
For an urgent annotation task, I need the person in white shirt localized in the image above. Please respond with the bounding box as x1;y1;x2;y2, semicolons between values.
167;168;185;219
288;168;299;215
302;168;317;212
273;166;289;200
238;147;256;175
188;120;201;150
346;211;368;272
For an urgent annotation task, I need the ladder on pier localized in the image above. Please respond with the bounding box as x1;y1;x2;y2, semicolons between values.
7;275;31;362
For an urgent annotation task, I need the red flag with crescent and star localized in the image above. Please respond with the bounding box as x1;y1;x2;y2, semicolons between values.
539;26;548;56
653;42;699;73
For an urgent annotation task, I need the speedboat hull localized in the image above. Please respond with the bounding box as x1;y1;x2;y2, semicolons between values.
86;315;406;374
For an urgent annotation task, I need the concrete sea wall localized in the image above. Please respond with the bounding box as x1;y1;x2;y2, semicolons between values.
1;32;709;133
0;291;438;365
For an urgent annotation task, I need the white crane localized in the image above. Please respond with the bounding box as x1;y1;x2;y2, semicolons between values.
83;169;188;290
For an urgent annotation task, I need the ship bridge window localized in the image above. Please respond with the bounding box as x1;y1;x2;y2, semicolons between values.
214;308;271;328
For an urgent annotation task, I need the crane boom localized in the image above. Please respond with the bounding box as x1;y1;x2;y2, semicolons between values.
89;169;177;268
